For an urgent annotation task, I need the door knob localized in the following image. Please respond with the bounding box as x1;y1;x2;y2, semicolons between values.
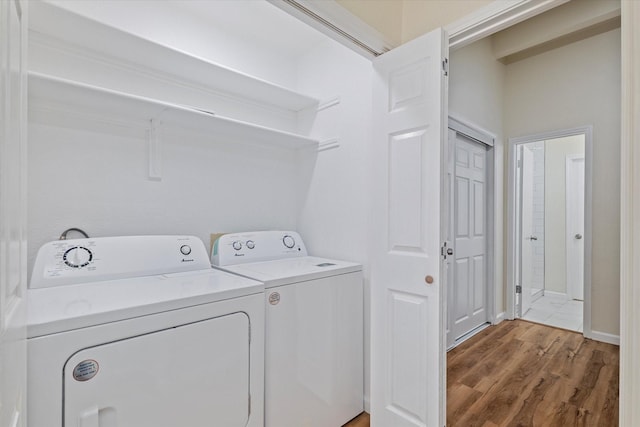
575;233;583;240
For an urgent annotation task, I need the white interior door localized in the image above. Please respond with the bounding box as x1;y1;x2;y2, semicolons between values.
520;145;535;316
371;28;447;427
450;134;487;342
566;154;585;301
0;1;28;426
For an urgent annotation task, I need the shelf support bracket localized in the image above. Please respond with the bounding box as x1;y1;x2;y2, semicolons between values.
318;137;340;152
148;118;163;181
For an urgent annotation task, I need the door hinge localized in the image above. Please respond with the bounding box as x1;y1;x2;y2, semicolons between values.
516;285;522;294
442;57;449;76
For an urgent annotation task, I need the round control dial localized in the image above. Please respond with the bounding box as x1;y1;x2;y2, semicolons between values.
282;235;296;249
246;240;255;249
180;245;192;255
232;241;242;251
63;246;93;268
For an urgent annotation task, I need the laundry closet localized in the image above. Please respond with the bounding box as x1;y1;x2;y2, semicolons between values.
20;0;619;426
27;0;371;273
25;0;374;424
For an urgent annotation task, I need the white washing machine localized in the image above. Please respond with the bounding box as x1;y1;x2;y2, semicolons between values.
27;235;264;427
212;230;363;427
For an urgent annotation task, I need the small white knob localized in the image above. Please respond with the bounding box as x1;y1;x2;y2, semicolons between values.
282;235;295;249
180;245;192;255
63;246;92;268
232;241;242;250
246;240;255;249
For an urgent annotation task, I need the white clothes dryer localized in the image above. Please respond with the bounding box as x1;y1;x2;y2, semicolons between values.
27;235;264;427
212;231;363;427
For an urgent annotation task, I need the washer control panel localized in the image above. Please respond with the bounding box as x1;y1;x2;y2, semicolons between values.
30;235;211;289
212;231;307;266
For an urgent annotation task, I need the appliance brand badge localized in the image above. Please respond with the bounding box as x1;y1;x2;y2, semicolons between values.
234;253;245;257
269;292;280;305
181;258;194;263
73;359;99;382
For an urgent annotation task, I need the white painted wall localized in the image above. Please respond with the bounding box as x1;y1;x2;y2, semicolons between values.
544;135;585;294
505;28;621;336
26;1;315;276
27;122;301;277
449;37;507;316
295;39;372;410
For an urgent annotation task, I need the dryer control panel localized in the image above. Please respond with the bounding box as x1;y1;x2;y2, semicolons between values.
212;231;308;266
30;235;211;288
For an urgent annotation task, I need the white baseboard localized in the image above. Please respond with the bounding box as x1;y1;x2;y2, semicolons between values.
493;312;506;324
543;290;568;297
588;330;620;345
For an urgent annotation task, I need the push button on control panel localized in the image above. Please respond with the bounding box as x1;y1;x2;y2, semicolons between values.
282;235;295;249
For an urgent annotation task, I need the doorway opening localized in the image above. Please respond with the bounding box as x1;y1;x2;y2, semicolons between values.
509;128;591;333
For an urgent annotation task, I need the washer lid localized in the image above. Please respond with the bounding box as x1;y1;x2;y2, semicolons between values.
217;256;362;288
27;269;263;338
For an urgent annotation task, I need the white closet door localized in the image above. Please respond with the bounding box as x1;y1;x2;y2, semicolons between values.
0;1;28;426
371;27;447;427
451;134;487;341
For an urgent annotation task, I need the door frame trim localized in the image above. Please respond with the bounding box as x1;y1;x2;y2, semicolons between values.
620;2;640;423
447;117;496;348
447;0;569;50
506;126;593;338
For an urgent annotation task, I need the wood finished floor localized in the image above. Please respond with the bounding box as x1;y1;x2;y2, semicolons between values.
447;319;619;427
347;320;619;427
343;412;370;427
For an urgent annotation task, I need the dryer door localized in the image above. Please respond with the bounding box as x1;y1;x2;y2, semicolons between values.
64;312;250;427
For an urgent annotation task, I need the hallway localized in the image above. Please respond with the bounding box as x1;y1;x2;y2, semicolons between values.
447;320;618;426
